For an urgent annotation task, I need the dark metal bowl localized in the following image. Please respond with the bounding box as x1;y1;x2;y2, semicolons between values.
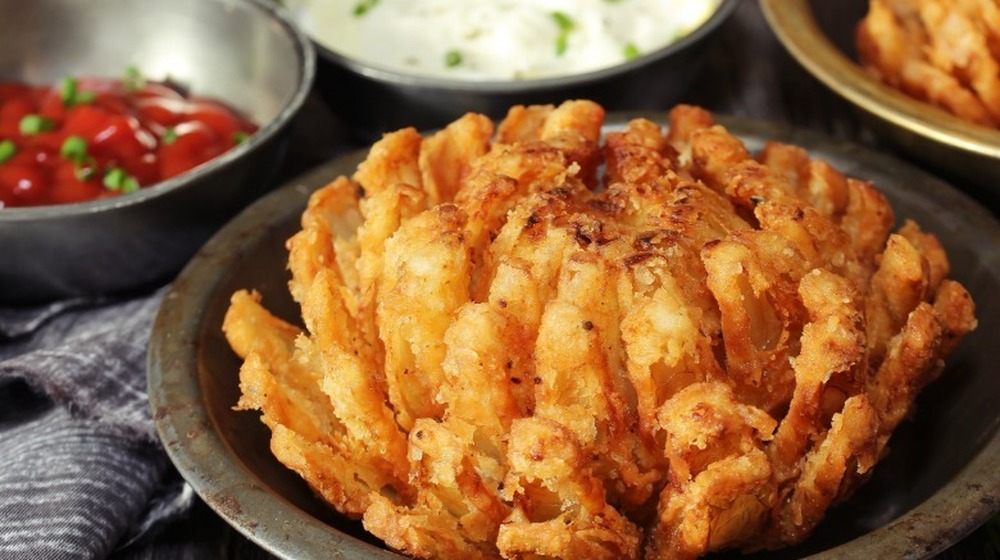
761;0;1000;205
0;0;315;303
290;1;737;140
149;113;1000;559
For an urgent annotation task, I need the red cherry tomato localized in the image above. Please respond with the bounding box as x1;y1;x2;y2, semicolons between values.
187;99;242;142
0;82;31;104
49;161;104;204
0;96;35;137
113;151;158;187
37;88;68;123
8;146;54;167
62;105;114;140
0;75;256;207
158;120;223;179
91;92;132;118
135;97;186;128
22;130;65;154
0;164;49;207
92;114;157;164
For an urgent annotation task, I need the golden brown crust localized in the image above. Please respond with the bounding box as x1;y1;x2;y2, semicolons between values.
222;101;976;559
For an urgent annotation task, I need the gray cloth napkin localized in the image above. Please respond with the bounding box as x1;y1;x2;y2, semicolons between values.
0;289;195;559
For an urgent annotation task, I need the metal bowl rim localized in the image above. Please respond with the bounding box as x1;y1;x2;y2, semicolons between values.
0;0;316;222
307;0;738;92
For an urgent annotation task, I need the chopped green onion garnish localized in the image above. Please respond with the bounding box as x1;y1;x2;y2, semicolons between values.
551;11;574;31
60;135;88;162
60;77;78;105
624;42;640;60
556;34;569;56
551;12;575;56
123;65;145;91
103;167;127;190
353;0;378;16
103;167;141;193
122;176;140;193
19;114;54;135
233;131;250;145
0;140;15;164
445;50;463;68
163;127;177;145
60;76;96;106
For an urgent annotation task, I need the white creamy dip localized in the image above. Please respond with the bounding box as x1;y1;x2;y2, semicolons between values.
285;0;722;81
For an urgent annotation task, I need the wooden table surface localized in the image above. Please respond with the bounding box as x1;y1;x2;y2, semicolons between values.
121;2;999;558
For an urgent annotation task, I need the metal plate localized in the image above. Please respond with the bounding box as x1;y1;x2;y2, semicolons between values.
148;113;1000;559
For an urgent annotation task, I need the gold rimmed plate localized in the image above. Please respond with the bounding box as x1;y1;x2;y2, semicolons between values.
762;0;1000;205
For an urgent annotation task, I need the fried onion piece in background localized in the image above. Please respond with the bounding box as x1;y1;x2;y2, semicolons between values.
857;0;1000;127
918;0;1000;121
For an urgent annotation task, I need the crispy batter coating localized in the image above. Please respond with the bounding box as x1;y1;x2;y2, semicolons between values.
223;101;976;559
498;417;644;560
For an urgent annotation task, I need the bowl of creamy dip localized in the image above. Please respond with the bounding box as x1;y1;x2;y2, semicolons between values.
283;0;737;139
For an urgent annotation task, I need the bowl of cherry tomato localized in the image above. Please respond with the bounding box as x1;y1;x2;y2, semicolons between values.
0;0;314;302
